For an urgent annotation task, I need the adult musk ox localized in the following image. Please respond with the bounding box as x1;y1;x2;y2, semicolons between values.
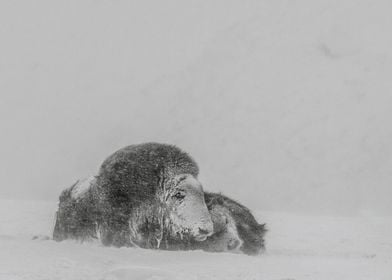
54;179;267;255
54;143;214;248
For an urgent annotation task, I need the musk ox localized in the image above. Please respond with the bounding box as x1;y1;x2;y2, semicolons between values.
201;192;266;255
53;181;266;255
54;179;266;255
53;143;266;255
53;143;214;248
190;195;243;253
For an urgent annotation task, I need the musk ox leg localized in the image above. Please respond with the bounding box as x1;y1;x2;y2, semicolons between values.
53;178;99;242
52;211;63;241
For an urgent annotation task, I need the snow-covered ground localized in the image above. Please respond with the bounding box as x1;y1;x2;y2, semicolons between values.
0;199;391;280
1;1;391;279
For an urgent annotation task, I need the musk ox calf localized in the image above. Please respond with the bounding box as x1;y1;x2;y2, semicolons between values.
54;143;214;248
201;192;266;255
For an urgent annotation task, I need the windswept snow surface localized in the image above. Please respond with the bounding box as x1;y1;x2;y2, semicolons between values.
0;199;391;280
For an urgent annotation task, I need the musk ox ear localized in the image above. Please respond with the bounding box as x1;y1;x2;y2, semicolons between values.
204;192;225;206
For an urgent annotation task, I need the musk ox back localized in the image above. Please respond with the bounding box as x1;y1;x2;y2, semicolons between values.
53;177;99;242
53;143;214;248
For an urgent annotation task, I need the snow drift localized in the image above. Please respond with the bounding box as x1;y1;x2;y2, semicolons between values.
0;199;391;280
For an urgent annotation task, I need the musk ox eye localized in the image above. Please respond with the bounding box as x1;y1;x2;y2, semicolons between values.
173;192;185;200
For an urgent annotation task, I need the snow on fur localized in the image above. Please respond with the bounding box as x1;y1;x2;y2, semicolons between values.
70;176;96;200
53;143;216;248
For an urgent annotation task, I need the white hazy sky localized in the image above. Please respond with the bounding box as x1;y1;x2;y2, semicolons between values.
1;0;391;216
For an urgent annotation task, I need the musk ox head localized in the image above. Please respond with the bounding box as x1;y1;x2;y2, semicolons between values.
203;192;267;255
128;173;214;248
200;204;242;252
162;174;214;242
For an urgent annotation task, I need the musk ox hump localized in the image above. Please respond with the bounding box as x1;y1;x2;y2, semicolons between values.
99;142;199;179
95;143;200;209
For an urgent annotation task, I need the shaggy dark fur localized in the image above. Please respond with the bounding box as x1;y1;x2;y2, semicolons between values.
201;192;267;255
53;143;266;255
53;143;206;248
53;180;266;254
94;142;201;247
53;179;100;242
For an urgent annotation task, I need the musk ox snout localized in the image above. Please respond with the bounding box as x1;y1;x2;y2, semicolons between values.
191;211;214;241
